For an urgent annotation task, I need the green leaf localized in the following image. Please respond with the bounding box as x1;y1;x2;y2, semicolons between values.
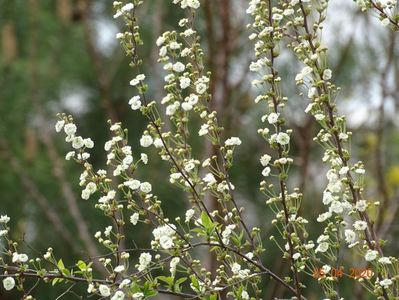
51;278;59;286
174;277;187;292
76;260;87;271
201;211;211;229
57;259;65;271
157;276;174;288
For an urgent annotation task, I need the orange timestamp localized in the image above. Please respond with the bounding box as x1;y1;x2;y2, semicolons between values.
313;267;374;280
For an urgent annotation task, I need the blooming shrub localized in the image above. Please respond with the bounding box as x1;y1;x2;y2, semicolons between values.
1;0;399;299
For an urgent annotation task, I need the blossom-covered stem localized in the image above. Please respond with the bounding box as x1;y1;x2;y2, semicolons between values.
126;10;220;233
298;0;384;257
216;144;257;253
0;266;197;298
111;213;122;283
295;1;391;298
259;1;303;298
182;242;303;297
369;0;399;30
124;29;228;254
135;195;192;245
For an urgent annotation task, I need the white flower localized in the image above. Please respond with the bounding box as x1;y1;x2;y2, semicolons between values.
353;220;367;231
81;188;91;200
123;155;133;167
12;252;28;263
153;138;163;148
124;179;141;190
196;82;207;94
132;292;145;300
159;46;167;57
138;252;152;271
179;0;200;9
3;277;15;291
182;102;193;111
140;135;153;147
104;226;112;236
99;285;111;297
339;166;349;175
140;182;152;194
0;215;10;223
304;103;314;113
273;13;283;21
322;69;332;80
276;132;290;145
317;234;329;243
187;94;199;106
322;191;334;205
160;235;174;249
156;36;165;46
140;153;148;164
84;138;94;148
241;291;249;300
130;213;139;225
86;182;97;194
170;257;180;275
55;120;65;132
344;229;356;244
185;209;195;222
308;87;317;99
365;250;378;261
64;123;77;136
87;283;95;293
293;253;301;260
172;62;185;73
355;168;365;174
110;124;121;131
225;137;242;146
378;257;392;264
166;102;180;115
114;265;125;273
262;167;271;177
111;291;125;300
152;224;176;249
355;200;367;212
0;229;8;236
231;262;241;274
380;278;393;287
260;154;271;166
184;160;196;172
315;242;329;253
121;3;134;12
267;113;279;124
119;279;131;289
330;201;343;214
381;18;390;26
169;41;181;50
72;136;85;149
203;173;217;186
317;211;332;222
129;96;142;110
322;265;331;274
180;77;191;89
199;124;210;136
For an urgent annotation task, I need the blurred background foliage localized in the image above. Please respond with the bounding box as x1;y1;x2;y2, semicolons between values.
0;0;398;299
